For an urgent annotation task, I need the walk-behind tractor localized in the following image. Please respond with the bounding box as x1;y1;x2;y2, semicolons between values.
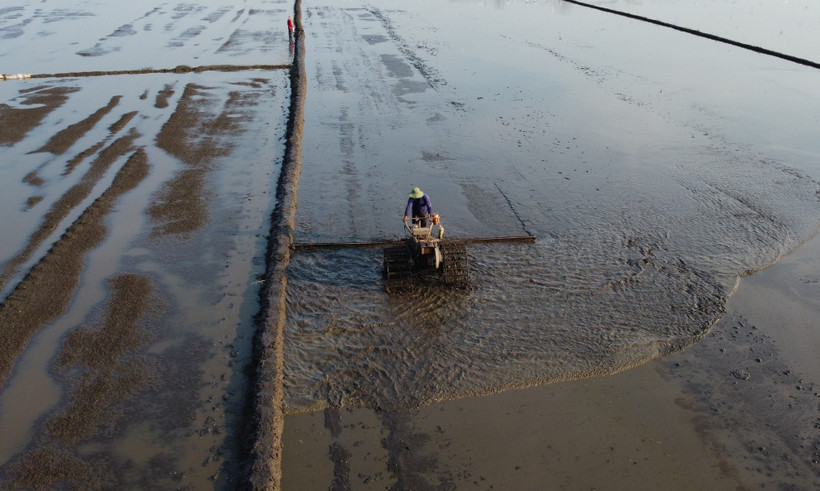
290;213;534;293
383;214;469;293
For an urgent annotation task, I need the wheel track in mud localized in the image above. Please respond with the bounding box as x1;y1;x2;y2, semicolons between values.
364;6;443;89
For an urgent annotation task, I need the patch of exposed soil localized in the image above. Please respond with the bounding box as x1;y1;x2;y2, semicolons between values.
0;130;141;290
24;196;43;209
50;274;154;438
32;95;121;155
0;148;150;387
661;313;820;488
154;83;175;109
0;86;79;146
108;110;137;134
150;82;265;236
2;274;158;489
64;141;105;175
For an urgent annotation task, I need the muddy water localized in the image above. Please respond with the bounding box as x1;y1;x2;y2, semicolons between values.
285;0;820;414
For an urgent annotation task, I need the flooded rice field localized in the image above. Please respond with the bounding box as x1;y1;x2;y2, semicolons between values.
0;0;292;487
285;0;820;415
2;0;820;488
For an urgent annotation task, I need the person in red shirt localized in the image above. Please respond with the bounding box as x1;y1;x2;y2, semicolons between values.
287;16;294;43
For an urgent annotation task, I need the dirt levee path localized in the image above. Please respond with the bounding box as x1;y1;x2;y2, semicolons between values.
244;1;305;489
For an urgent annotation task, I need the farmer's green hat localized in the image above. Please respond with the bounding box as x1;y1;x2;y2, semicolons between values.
409;187;424;198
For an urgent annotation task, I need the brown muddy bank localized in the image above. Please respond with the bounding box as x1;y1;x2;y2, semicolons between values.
243;2;305;488
30;64;290;80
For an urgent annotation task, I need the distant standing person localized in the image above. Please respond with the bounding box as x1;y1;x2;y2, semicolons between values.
287;16;294;42
404;187;433;227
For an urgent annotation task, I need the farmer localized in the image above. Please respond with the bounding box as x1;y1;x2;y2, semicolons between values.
287;16;294;42
403;187;433;227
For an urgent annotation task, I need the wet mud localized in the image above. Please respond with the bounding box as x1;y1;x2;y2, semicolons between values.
32;95;122;155
10;274;156;489
663;314;820;489
2;0;820;488
0;130;141;292
150;81;256;237
0;86;78;146
0;148;148;387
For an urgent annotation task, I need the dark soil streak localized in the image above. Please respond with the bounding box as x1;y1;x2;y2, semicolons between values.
150;82;263;237
329;441;353;491
0;148;150;389
108;110;137;134
22;171;44;187
0;86;79;147
154;83;175;109
0;130;140;291
380;412;449;490
25;196;43;210
32;95;121;155
324;407;343;439
65;141;105;175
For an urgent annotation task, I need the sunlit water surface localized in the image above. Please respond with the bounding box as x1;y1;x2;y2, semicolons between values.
284;0;820;413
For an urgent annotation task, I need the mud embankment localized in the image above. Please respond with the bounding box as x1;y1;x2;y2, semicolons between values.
17;64;290;81
243;2;305;489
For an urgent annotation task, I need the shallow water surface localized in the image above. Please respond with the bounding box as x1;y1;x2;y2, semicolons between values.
285;0;820;413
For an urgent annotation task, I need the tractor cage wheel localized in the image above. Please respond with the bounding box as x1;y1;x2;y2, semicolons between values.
384;244;413;293
439;241;469;288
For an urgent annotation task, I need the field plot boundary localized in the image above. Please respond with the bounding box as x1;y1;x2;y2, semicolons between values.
243;1;305;490
565;0;820;70
1;64;289;82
